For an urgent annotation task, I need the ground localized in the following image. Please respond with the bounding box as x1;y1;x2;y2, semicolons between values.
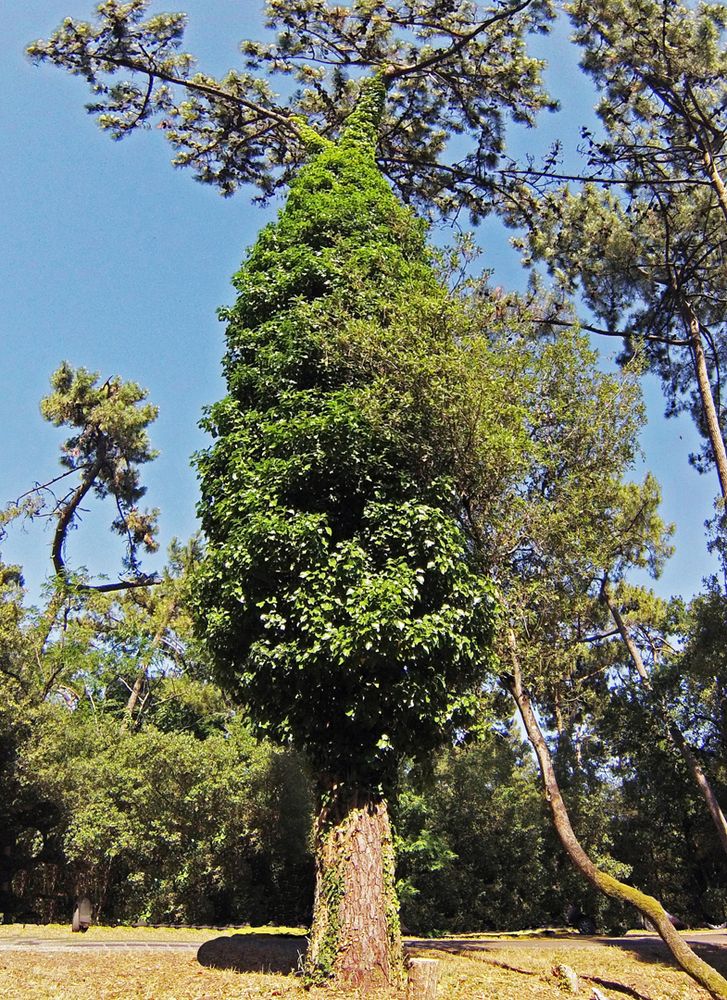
1;924;725;998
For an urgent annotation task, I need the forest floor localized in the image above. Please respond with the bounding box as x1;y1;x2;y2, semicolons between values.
1;924;726;999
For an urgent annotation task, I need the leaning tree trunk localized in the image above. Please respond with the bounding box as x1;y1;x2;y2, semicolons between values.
601;580;727;862
305;782;404;990
506;632;727;1000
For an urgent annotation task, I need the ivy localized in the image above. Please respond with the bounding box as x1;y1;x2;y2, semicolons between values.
193;98;498;788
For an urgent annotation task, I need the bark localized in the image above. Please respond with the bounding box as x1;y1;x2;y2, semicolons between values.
48;438;159;594
125;670;146;718
696;131;727;229
305;783;403;990
505;632;727;1000
407;957;439;999
677;295;727;498
51;451;106;580
601;582;727;862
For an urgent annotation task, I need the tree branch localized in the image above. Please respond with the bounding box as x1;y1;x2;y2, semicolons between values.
89;52;302;135
383;0;537;82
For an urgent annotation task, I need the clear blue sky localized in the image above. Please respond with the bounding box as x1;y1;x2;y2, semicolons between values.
1;2;720;601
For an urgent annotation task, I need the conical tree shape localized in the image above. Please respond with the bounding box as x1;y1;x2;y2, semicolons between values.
193;77;498;988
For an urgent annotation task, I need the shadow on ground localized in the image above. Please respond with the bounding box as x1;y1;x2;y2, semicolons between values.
409;933;727;979
600;936;727;977
197;933;306;974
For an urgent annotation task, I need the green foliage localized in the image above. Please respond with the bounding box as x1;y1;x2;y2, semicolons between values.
193;109;498;788
4;363;161;588
515;0;727;482
591;680;727;925
396;728;549;933
28;0;554;212
13;709;313;925
0;532;314;926
42;362;160;563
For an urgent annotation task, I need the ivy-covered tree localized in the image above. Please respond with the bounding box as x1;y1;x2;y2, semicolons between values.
25;4;552;987
192;81;498;988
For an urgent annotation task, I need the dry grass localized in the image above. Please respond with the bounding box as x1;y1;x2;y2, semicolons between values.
0;922;305;941
0;927;723;999
425;943;715;999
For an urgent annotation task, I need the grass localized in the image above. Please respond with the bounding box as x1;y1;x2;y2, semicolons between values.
0;922;306;941
0;925;724;999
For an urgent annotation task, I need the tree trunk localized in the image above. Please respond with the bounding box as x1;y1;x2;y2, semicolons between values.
505;632;727;1000
305;783;404;990
125;669;146;718
677;295;727;498
601;582;727;862
124;610;175;721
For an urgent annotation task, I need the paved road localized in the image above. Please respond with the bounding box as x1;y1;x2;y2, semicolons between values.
2;930;726;955
408;930;727;970
0;936;207;952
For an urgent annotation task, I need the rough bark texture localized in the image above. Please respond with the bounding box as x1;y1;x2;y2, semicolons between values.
407;957;439;999
305;787;403;990
506;632;727;1000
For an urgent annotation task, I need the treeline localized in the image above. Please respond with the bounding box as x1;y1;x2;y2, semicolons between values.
2;272;727;941
2;554;727;932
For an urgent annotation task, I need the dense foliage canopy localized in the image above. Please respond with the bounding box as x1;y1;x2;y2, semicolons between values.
193;81;498;789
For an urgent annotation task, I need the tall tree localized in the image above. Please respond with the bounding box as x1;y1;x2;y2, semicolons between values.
27;2;554;986
9;362;160;594
513;0;727;505
404;296;727;995
598;579;727;863
506;643;727;1000
192;81;498;988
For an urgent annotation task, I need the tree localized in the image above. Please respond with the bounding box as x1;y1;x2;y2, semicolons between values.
192;81;499;988
396;722;550;934
403;294;727;994
9;362;160;594
513;0;727;507
507;646;727;1000
25;3;727;993
13;708;313;926
0;361;166;919
598;579;727;865
27;0;554;212
495;0;727;877
591;654;727;927
25;5;554;985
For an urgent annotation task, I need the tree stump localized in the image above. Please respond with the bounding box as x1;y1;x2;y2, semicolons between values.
71;897;92;933
553;963;580;993
407;957;439;999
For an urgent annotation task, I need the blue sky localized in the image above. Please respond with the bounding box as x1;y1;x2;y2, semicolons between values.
1;1;720;601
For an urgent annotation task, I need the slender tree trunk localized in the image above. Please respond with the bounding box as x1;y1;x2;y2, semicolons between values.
305;781;403;990
698;137;727;230
601;582;727;861
125;670;146;717
676;295;727;498
124;605;176;720
505;631;727;1000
